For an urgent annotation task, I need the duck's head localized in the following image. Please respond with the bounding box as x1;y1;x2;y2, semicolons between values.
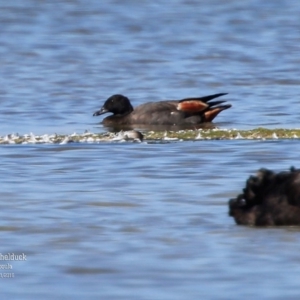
93;94;134;116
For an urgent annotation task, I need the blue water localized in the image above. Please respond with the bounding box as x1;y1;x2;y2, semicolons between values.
1;1;300;299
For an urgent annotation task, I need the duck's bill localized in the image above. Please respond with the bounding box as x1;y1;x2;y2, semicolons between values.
93;107;108;116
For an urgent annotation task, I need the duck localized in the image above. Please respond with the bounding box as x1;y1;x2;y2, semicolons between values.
93;93;231;129
229;167;300;226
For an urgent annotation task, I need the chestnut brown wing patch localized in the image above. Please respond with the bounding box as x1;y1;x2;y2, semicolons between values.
203;104;232;122
177;100;208;113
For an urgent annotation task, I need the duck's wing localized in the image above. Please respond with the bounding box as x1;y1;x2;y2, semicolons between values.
177;93;229;114
180;93;228;103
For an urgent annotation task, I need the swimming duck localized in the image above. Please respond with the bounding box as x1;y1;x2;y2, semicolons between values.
93;93;231;129
229;167;300;226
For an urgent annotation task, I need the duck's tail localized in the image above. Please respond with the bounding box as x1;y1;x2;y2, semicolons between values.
203;104;232;122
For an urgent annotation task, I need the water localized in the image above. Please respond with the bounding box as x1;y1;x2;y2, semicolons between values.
1;1;300;299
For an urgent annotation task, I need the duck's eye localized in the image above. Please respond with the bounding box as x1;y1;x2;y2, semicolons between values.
238;198;246;207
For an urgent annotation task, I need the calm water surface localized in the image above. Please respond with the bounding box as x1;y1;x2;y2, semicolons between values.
1;141;300;299
1;0;300;299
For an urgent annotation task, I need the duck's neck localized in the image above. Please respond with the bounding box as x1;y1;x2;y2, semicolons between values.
119;104;133;116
